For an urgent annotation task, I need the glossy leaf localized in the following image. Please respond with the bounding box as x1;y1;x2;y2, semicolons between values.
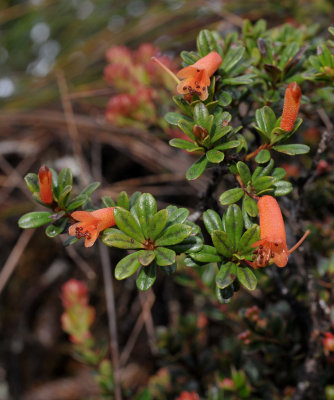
273;180;293;196
169;138;203;152
219;188;244;205
18;211;52;228
197;29;218;56
45;217;68;238
169;235;203;254
136;263;157;291
255;149;271;164
115;252;141;280
253;176;274;193
237;161;251;185
272;144;310;155
166;207;189;226
117;191;129;209
193;103;210;129
101;196;116;208
189;245;221;263
66;194;88;211
217;90;232;106
137;250;155;266
225;205;243;249
212;230;234;258
214;140;240;151
255;106;277;134
216;262;237;289
136;193;157;238
81;182;101;196
237;266;257;291
216;285;234;304
206;149;225;163
147;209;168;241
114;207;145;243
102;228;144;249
210;125;232;143
243;196;258;217
155;224;192;246
58;184;72;208
221;46;245;73
24;173;39;194
272;168;286;181
238;225;260;252
165;112;185;125
203;209;223;235
154;247;176;266
186;155;208;180
160;263;177;275
57;168;73;195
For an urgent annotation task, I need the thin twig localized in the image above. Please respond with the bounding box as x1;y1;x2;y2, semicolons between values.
139;291;157;355
63;242;96;280
0;229;35;294
98;242;122;400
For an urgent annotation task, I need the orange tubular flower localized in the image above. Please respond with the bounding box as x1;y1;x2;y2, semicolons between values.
69;207;115;247
280;82;302;132
176;51;222;101
38;165;53;204
247;195;310;269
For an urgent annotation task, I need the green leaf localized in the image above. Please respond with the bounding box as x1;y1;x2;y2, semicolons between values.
147;209;168;241
137;250;155;266
169;138;202;152
253;176;274;193
203;209;223;235
136;263;157;291
45;217;68;237
66;194;88;211
116;191;129;209
273;180;293;196
160;263;177;275
114;207;145;243
219;188;244;205
255;106;277;134
115;252;141;280
154;247;176;266
135;193;157;238
242;197;255;230
166;207;189;225
189;245;221;263
216;262;237;289
193;103;212;132
225;205;243;249
272;144;310;155
255;149;271;164
180;50;200;65
214;140;240;151
102;228;144;249
80;182;100;196
165;112;185;125
210;125;232;143
24;173;39;194
221;75;254;85
197;29;218;56
101;196;116;208
212;230;234;258
206;149;225;163
238;225;260;252
217;91;232;106
155;224;192;246
243;196;258;217
58;184;72;208
18;211;52;228
216;285;234;303
272;168;286;181
168;236;203;253
178;120;196;141
221;46;245;74
173;96;192;115
237;161;251;185
257;158;274;177
186;155;208;180
237;266;257;290
57;168;73;195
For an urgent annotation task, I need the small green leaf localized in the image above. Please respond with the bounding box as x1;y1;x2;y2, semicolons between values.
135;193;157;238
255;106;277;134
114;207;145;243
102;228;144;249
193;103;210;128
58;184;72;208
18;211;52;228
216;262;237;289
57;168;73;195
169;138;202;152
255;149;271;164
186;155;208;180
160;263;177;275
225;205;243;249
257;158;274;177
237;161;251;185
210;125;232;143
272;144;310;155
80;182;101;196
24;173;39;194
165;112;185;125
219;188;244;205
273;180;293;196
221;75;254;85
237;266;257;290
136;263;157;291
197;29;219;56
137;250;155;266
173;96;192;115
221;46;245;74
242;197;255;230
212;230;234;258
45;217;68;237
117;191;129;210
154;247;176;266
217;90;232;106
189;245;221;263
168;236;203;253
147;209;168;241
214;140;240;151
178;120;196;141
155;224;192;246
216;285;234;304
115;252;141;280
66;194;88;211
203;209;223;235
101;196;116;208
166;207;189;226
238;225;260;252
206;149;225;163
272;168;286;181
243;196;258;217
253;176;274;193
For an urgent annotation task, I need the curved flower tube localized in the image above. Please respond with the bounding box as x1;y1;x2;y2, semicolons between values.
280;82;302;132
248;195;310;269
69;207;115;247
38;165;53;204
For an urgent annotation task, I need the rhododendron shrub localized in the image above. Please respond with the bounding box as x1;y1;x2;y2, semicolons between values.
17;20;334;400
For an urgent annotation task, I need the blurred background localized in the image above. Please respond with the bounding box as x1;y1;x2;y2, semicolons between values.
0;1;334;399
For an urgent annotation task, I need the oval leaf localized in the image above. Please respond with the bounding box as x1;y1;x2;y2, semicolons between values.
189;245;221;263
203;209;223;235
243;196;258;217
137;250;155;266
219;188;244;205
102;228;144;249
211;230;234;258
18;211;52;229
225;205;243;249
136;193;157;238
237;161;251;185
136;263;157;291
255;149;271;164
206;149;225;164
114;207;145;243
45;217;68;238
272;144;310;155
238;225;260;253
155;224;192;246
147;209;168;241
115;252;141;280
154;247;176;266
237;266;257;291
216;262;237;289
186;156;208;181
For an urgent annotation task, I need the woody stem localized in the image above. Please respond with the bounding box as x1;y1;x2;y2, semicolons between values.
288;229;311;254
245;143;271;161
151;56;180;84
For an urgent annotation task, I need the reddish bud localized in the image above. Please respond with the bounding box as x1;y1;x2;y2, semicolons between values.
323;332;334;354
38;165;53;204
280;82;302;132
175;392;200;400
220;378;235;391
61;279;89;308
